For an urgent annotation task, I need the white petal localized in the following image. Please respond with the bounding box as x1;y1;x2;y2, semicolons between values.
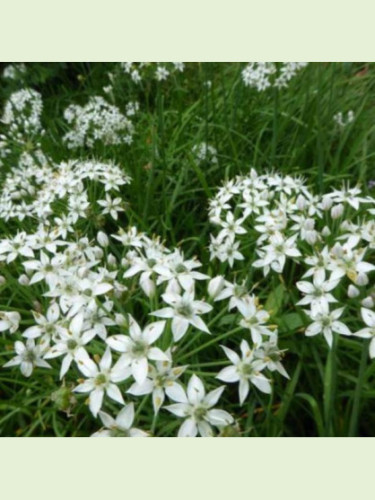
187;374;205;404
100;347;112;371
252;374;272;394
89;388;104;417
106;383;125;405
148;347;169;362
143;321;166;344
165;403;190;418
99;411;116;429
332;321;351;336
131;357;149;385
239;379;250;405
116;403;135;429
178;418;197;437
165;382;188;403
204;386;225;407
70;313;83;336
172;317;189;341
361;307;375;327
221;345;240;364
206;409;234;426
216;366;239;383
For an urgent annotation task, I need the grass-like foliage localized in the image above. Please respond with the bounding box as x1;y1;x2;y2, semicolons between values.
1;62;375;437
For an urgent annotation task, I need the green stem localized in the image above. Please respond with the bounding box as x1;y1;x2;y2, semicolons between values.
323;333;338;436
177;326;243;362
348;339;369;437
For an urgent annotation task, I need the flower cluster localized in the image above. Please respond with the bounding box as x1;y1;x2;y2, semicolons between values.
241;63;308;91
333;110;355;128
63;96;136;148
0;88;44;165
119;62;185;84
2;63;27;80
192;142;218;165
209;169;375;353
0;152;131;223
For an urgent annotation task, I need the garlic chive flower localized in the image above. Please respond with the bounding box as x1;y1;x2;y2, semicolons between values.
165;374;233;437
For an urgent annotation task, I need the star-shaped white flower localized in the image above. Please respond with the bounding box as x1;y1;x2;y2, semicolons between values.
106;315;168;385
165;374;233;437
74;348;130;417
216;340;271;404
151;290;212;341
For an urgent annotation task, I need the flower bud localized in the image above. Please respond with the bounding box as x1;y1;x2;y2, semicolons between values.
321;196;333;211
18;274;30;286
305;231;318;245
331;203;344;219
208;275;226;299
115;313;128;327
356;273;369;286
296;195;306;211
97;231;109;247
322;226;331;237
107;253;117;268
347;285;360;298
362;297;374;308
0;275;6;286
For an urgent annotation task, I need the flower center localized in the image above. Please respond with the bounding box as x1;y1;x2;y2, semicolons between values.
177;303;193;318
67;339;78;350
175;263;187;273
23;350;36;363
193;406;207;421
131;340;148;358
95;373;107;386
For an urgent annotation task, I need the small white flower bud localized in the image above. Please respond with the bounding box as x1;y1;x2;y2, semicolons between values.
321;196;333;211
208;275;226;299
322;226;331;237
347;285;360;298
18;274;29;286
362;297;374;308
115;313;127;327
305;218;315;231
0;275;6;286
356;273;369;286
97;231;109;247
107;253;117;267
94;247;104;259
305;231;318;245
331;203;344;219
296;195;306;211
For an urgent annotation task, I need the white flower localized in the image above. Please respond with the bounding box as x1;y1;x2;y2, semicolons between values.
152;290;212;341
3;339;51;377
253;232;301;273
304;305;351;347
0;311;21;334
253;332;289;378
237;296;272;344
296;270;339;309
165;374;233;437
97;194;124;220
22;303;60;344
154;249;208;291
216;340;271;404
44;313;96;378
207;275;226;300
74;348;130;417
127;349;187;414
155;66;169;81
106;316;168;385
92;404;149;437
354;308;375;358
